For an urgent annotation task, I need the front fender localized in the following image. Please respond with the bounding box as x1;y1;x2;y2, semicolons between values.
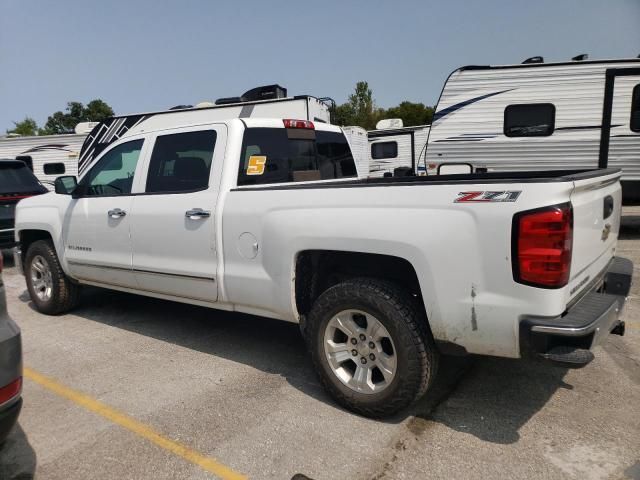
15;195;70;275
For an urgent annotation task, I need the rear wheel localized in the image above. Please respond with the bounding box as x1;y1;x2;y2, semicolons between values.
307;277;438;418
25;240;80;315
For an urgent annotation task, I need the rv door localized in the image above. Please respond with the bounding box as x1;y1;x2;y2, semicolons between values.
600;68;640;201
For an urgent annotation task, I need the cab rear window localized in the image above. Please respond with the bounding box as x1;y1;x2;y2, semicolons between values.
237;128;357;186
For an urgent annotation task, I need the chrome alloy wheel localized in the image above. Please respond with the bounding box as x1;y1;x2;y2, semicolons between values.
30;255;53;302
323;309;397;394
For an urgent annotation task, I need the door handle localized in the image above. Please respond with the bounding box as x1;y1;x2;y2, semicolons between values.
108;208;126;218
185;208;211;220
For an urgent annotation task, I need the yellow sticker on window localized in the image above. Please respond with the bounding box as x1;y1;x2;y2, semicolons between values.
247;155;267;175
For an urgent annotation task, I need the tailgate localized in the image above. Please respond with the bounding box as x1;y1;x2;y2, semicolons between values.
567;170;622;303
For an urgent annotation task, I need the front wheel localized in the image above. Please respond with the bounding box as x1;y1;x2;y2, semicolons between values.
306;277;438;418
25;240;80;315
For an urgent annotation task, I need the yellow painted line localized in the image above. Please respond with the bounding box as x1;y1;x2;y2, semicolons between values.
24;367;246;480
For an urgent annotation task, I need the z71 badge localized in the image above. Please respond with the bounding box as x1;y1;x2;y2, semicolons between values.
454;191;522;203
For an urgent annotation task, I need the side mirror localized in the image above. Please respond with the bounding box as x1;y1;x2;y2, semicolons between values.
54;176;78;195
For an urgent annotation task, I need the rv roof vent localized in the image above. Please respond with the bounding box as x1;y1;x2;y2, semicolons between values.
572;54;589;61
195;101;215;108
169;105;193;110
215;85;288;106
376;118;404;130
215;97;242;105
522;56;544;64
74;122;99;134
241;84;287;102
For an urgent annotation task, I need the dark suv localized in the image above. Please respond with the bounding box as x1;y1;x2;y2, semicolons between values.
0;160;47;248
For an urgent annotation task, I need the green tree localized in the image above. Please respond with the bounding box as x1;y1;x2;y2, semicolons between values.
348;81;380;130
7;117;39;136
84;99;115;122
383;101;434;127
40;100;114;135
331;103;355;126
332;81;383;129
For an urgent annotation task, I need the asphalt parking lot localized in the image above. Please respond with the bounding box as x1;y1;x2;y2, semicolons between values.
0;213;639;480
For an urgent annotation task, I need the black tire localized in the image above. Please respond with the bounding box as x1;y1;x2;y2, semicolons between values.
306;277;439;418
24;240;80;315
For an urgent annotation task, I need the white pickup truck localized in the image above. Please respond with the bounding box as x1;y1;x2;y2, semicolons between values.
14;108;632;417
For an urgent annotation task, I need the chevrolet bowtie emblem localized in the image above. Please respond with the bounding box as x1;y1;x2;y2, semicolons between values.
601;223;611;241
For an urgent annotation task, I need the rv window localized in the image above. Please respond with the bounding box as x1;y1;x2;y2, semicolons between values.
371;142;398;159
631;84;640;132
43;163;66;175
504;104;555;137
237;128;357;186
146;130;217;193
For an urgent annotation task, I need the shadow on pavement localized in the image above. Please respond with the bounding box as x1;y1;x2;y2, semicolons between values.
0;424;37;480
15;281;569;433
28;285;345;411
411;356;571;444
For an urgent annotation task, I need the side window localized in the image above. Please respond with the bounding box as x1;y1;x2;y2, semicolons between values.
237;128;357;186
146;130;217;193
44;163;65;175
504;104;555;137
631;84;640;132
371;141;398;159
80;139;143;196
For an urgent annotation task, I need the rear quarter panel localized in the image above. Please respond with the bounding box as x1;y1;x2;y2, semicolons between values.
222;179;577;358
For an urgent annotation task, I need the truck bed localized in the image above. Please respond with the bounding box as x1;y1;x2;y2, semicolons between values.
233;168;621;190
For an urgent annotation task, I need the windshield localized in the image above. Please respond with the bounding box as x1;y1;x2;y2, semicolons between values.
237;128;357;186
0;162;44;194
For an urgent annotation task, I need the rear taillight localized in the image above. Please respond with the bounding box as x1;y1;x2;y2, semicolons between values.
283;119;314;129
512;203;573;288
0;377;22;405
0;252;3;273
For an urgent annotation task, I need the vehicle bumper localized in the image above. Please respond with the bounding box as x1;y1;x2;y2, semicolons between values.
0;397;22;445
0;280;23;444
519;256;632;368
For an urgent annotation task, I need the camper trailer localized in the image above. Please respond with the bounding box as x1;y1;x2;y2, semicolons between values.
367;121;430;177
425;57;640;201
341;126;369;178
0;123;95;187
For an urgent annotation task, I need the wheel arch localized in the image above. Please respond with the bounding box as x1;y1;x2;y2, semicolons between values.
17;229;54;269
294;250;432;332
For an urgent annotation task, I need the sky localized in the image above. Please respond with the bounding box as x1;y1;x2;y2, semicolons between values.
1;0;639;132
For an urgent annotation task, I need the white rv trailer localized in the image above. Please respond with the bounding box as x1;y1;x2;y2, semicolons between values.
341;126;369;178
367;124;430;177
0;125;93;187
425;57;640;201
